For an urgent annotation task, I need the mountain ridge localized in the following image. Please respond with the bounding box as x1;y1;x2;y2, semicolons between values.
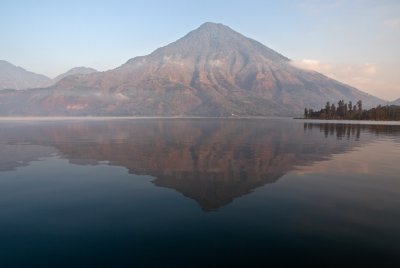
53;67;98;83
0;61;98;90
0;60;52;90
389;97;400;106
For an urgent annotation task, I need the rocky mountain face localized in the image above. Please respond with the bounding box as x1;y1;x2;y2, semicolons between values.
0;60;52;90
0;22;383;116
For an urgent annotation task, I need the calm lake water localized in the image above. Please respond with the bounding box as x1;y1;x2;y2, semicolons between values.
0;118;399;267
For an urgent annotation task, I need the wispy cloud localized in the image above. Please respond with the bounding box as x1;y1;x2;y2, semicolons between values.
292;59;400;99
292;59;333;76
293;59;378;82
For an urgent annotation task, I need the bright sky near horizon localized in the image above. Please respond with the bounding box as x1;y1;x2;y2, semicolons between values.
0;0;399;100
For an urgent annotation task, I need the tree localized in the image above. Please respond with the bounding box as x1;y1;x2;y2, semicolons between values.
357;100;362;112
303;99;400;121
325;102;330;114
304;108;308;118
331;104;336;118
337;100;345;117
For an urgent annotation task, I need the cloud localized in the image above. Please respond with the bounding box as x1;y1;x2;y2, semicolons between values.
291;59;396;99
361;63;377;75
292;59;333;74
292;59;378;86
336;63;378;83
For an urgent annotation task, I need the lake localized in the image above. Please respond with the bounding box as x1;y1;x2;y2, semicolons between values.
0;118;399;267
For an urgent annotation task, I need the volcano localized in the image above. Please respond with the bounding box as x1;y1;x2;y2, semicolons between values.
0;22;383;116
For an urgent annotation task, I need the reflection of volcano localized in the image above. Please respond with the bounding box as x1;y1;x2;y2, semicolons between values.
0;119;398;211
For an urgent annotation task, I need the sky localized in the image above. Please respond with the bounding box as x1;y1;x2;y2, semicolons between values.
0;0;399;101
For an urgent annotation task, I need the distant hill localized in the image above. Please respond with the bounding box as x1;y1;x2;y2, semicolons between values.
389;98;400;106
0;61;98;90
0;22;383;116
53;67;98;83
0;60;52;90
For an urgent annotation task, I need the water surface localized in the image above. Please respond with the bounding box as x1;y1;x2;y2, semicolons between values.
0;118;399;267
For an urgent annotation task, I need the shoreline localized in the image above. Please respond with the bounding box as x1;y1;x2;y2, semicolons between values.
296;118;400;125
0;116;399;125
0;116;292;121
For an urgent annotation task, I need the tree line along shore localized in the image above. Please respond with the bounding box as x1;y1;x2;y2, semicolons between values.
304;100;400;121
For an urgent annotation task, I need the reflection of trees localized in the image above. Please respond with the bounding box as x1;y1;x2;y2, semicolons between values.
304;122;400;140
0;119;398;210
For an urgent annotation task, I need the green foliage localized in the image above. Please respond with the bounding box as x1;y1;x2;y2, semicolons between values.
304;100;400;121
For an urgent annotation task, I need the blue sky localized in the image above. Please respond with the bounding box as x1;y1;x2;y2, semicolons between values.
0;0;399;100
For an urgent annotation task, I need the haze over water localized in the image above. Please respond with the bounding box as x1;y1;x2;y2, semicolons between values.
0;118;399;267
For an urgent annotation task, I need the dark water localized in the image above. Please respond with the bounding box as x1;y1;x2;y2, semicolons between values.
0;118;399;267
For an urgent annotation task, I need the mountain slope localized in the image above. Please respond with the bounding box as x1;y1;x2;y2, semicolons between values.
389;98;400;106
0;22;383;116
0;60;52;90
53;67;98;83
